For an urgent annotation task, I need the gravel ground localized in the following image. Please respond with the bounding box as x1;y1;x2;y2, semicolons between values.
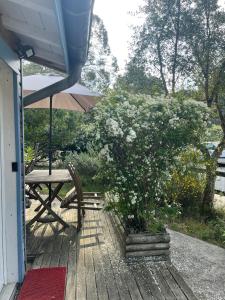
168;229;225;300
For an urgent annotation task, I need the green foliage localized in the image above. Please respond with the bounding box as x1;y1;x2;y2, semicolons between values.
115;59;163;95
206;124;223;142
182;0;225;105
169;215;225;248
146;203;181;234
24;146;35;165
208;217;225;244
88;92;209;232
129;0;225;101
63;149;104;192
24;109;84;157
64;149;101;179
24;109;49;153
166;147;206;216
130;0;189;94
23;61;62;76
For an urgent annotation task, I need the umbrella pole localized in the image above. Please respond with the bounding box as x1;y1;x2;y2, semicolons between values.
49;95;53;175
48;95;53;209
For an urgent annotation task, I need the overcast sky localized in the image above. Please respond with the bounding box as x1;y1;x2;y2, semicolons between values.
94;0;144;72
94;0;225;72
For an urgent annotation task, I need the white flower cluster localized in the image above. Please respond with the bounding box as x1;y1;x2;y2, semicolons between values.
126;129;137;143
129;190;138;205
169;117;180;125
106;118;123;137
168;116;180;128
99;144;109;156
122;102;137;118
99;144;113;162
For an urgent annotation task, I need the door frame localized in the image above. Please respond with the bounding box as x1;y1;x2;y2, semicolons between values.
0;59;25;288
13;69;26;283
0;107;5;293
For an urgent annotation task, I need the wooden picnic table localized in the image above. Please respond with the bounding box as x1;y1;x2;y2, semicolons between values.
25;169;72;184
25;169;72;228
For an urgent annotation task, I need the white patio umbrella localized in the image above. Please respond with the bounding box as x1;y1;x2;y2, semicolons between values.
23;75;101;176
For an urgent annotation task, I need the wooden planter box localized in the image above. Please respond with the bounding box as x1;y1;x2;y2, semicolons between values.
108;212;170;260
125;232;170;259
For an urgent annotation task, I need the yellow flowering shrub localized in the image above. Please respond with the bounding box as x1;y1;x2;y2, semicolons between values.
166;148;206;216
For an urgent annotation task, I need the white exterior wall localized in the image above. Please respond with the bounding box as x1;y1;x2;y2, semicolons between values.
0;59;19;290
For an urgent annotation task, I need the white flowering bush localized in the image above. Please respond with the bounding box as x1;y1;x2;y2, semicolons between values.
90;92;209;232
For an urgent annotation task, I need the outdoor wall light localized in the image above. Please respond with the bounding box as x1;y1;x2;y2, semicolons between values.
17;45;35;59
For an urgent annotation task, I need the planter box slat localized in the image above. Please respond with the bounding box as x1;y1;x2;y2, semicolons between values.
108;212;170;260
126;234;170;245
126;249;170;258
126;242;170;252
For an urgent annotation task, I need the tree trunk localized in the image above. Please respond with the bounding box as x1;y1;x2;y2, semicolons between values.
201;161;217;217
201;98;225;217
204;3;211;106
156;37;169;96
201;136;225;217
204;75;210;105
172;0;181;94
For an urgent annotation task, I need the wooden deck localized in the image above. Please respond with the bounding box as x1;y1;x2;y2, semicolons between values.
26;201;197;300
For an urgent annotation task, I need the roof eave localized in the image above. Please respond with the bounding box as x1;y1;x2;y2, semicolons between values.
23;0;94;106
54;0;69;73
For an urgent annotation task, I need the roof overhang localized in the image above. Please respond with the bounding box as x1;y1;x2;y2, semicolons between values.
0;0;94;73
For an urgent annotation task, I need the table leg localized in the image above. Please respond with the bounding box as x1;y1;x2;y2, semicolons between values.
34;184;64;212
27;183;69;228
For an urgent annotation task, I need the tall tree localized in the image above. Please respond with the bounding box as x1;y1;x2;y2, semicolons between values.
115;57;164;95
183;0;225;106
81;15;118;93
133;0;187;95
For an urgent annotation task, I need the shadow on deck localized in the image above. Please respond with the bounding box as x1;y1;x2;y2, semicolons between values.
26;202;197;300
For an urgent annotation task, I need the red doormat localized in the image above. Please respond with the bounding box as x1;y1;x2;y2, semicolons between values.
18;267;67;300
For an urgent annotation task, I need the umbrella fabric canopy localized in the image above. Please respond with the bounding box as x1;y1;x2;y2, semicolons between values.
23;75;101;112
23;75;100;176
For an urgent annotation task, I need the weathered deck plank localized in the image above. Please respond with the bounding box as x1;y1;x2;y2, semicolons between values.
152;266;176;300
65;248;76;300
100;210;140;300
159;263;187;300
166;264;197;300
92;210;109;300
85;212;98;300
75;219;87;300
94;211;121;300
26;201;197;300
